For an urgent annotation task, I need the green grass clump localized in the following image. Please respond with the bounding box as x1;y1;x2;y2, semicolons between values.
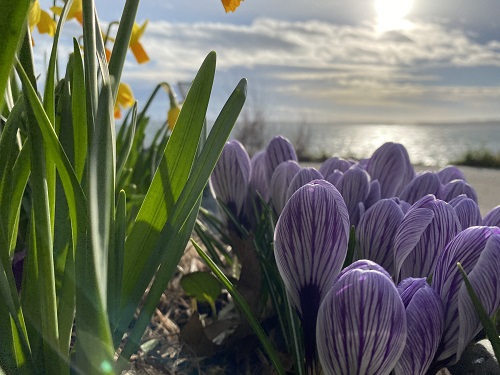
454;148;500;169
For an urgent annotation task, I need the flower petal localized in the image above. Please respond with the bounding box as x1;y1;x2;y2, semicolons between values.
356;199;406;275
366;142;415;198
399;172;442;205
337;165;371;226
440;179;478;204
285;167;323;201
482;205;500;226
248;150;270;202
448;195;482;229
395;278;444;375
270;160;301;215
437;166;466;184
317;267;407;375
210;140;251;216
265;136;297;181
319;156;351;176
364;179;381;210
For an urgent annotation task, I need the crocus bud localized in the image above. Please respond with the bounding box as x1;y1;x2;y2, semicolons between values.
364;179;382;210
336;165;371;226
437;166;466;184
265;136;297;181
394;278;444;375
399;171;442;205
448;195;481;229
356;198;406;275
316;262;407;375
432;226;500;365
483;205;500;226
440;179;478;204
394;195;461;282
210;140;251;217
274;180;349;370
366;142;415;198
248;150;270;202
285;167;323;202
319;156;351;177
270;160;301;215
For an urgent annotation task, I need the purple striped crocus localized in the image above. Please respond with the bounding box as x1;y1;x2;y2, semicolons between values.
356;198;407;276
448;194;482;229
432;226;500;365
210;140;251;217
248;149;270;202
285;167;323;202
437;166;466;184
394;195;461;282
399;171;442;205
319;156;351;177
440;179;478;204
394;278;444;375
366;142;415;198
336;165;371;226
270;160;301;215
316;260;407;375
265;136;298;181
274;179;349;371
482;205;500;226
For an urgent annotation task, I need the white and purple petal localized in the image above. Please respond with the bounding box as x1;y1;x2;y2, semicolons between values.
337;165;371;226
437;166;466;184
364;179;382;210
366;142;415;198
317;267;407;375
249;150;270;202
482;205;500;226
399;171;442;205
210;140;251;216
440;179;478;204
319;156;351;176
394;278;444;375
448;195;482;229
264;135;298;181
270;160;301;215
356;199;406;275
285;167;323;201
432;226;500;364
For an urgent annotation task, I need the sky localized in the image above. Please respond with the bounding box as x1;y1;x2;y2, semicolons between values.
35;0;500;124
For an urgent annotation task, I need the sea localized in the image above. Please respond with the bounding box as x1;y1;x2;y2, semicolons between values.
256;121;500;167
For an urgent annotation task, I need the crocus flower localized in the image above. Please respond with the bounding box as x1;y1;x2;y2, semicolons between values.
114;83;135;119
336;165;371;226
29;0;57;37
394;195;461;282
264;136;298;182
316;261;407;375
364;179;382;210
483;205;500;226
210;140;251;217
270;160;301;215
249;150;270;202
221;0;243;12
399;171;442;205
394;278;444;375
440;179;478;204
274;180;349;370
325;170;343;187
319;156;351;177
129;21;150;64
448;195;481;229
366;142;415;198
436;166;466;184
285;167;323;202
432;226;500;365
356;198;407;275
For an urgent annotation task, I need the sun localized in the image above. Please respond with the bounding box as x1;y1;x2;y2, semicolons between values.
374;0;414;32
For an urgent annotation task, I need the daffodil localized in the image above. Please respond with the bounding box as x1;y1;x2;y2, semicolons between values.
114;83;135;119
221;0;243;12
129;21;150;64
29;0;57;37
51;0;83;25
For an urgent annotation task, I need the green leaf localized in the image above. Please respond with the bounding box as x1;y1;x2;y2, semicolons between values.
180;271;222;305
192;239;286;375
0;0;30;110
458;262;500;363
71;39;87;182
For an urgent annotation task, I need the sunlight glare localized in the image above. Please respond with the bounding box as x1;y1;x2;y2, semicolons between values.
374;0;414;32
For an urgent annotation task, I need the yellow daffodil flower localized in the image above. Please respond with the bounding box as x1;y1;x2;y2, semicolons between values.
163;83;181;131
221;0;243;12
129;21;150;64
51;0;83;25
29;0;57;37
114;83;135;119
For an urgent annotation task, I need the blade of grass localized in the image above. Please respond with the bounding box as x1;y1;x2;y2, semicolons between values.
192;239;285;375
71;39;87;182
457;262;500;362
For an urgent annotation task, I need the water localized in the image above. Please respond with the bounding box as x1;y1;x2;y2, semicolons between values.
266;121;500;166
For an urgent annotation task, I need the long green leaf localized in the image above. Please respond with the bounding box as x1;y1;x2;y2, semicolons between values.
193;239;285;375
71;39;87;182
120;52;216;311
458;263;500;363
0;0;29;110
